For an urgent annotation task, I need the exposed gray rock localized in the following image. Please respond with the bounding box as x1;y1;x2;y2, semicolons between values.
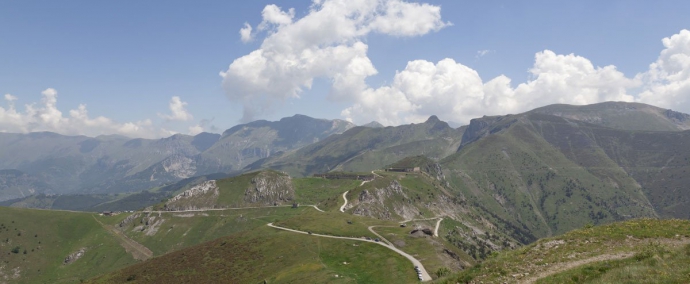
244;172;294;205
119;213;141;227
63;248;86;265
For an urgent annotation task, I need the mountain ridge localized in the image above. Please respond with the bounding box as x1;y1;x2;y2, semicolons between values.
0;115;354;200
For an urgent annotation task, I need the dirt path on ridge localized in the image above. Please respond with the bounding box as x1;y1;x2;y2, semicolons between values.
521;252;634;284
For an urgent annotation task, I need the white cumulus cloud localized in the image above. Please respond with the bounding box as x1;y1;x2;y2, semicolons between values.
239;23;253;43
221;0;450;122
188;124;204;135
159;96;193;121
342;29;690;126
4;94;17;102
342;50;638;125
637;29;690;111
258;4;295;30
227;3;690;127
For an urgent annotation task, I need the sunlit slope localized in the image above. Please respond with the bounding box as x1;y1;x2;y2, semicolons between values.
154;170;357;212
88;224;417;284
442;113;659;242
438;218;690;284
0;207;135;284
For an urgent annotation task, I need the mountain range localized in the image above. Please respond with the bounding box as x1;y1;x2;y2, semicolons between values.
0;115;354;201
2;101;690;283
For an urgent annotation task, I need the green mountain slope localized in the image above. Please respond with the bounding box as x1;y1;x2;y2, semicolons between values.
88;223;417;284
442;112;665;242
0;207;137;284
85;169;487;283
246;116;465;177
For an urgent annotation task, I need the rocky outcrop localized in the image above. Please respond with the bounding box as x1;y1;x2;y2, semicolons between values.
139;215;164;236
244;171;294;205
665;109;690;122
63;248;86;265
119;213;141;227
352;181;419;220
165;180;219;211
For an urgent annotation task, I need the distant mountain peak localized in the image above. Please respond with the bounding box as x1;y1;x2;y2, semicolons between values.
280;114;313;121
425;115;441;123
362;121;384;128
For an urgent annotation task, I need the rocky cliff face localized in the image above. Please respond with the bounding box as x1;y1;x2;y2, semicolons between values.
351;180;419;220
243;171;294;205
164;180;219;211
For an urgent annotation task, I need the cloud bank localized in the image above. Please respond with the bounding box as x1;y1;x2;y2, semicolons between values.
222;0;450;122
0;89;202;138
226;0;690;126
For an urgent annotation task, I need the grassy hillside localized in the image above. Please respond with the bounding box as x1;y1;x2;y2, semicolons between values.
88;225;417;284
118;207;308;256
0;207;136;284
438;218;690;284
82;169;503;282
439;111;690;245
292;177;360;211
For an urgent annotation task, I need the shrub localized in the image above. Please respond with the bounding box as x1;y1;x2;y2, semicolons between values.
11;246;20;254
436;267;451;278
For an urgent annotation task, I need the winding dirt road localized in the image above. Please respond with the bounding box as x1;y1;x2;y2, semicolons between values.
368;226;394;246
434;218;442;237
268;223;432;282
339;191;349;213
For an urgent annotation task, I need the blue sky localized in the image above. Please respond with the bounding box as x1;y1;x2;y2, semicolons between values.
1;0;689;137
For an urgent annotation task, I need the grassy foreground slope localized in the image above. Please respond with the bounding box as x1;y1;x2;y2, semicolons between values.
437;218;690;284
88;224;416;284
0;207;136;284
